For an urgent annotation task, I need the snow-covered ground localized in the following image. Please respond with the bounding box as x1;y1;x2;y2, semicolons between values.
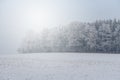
0;53;120;80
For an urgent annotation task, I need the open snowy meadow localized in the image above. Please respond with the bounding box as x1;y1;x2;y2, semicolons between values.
0;53;120;80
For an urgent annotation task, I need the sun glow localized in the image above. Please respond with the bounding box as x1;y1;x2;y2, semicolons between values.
26;7;57;31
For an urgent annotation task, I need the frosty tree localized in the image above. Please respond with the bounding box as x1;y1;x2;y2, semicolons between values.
18;19;120;53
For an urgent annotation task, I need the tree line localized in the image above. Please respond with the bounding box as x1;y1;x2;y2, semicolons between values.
18;19;120;53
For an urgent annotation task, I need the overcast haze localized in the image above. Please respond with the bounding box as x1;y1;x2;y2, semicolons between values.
0;0;120;54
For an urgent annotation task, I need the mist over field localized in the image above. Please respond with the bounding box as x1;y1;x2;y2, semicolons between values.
0;0;120;80
0;0;120;54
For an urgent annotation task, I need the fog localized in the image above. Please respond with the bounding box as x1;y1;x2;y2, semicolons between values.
0;0;120;54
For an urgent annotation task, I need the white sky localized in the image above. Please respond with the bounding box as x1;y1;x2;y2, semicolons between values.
0;0;120;54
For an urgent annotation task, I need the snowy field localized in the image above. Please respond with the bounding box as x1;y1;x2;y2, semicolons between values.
0;53;120;80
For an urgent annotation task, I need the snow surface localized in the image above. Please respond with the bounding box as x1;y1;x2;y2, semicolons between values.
0;53;120;80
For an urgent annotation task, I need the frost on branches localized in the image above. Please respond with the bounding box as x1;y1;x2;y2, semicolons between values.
18;19;120;53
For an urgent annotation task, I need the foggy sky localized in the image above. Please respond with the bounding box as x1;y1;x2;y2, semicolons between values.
0;0;120;54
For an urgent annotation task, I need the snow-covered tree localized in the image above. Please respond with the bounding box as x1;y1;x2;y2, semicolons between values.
18;19;120;53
